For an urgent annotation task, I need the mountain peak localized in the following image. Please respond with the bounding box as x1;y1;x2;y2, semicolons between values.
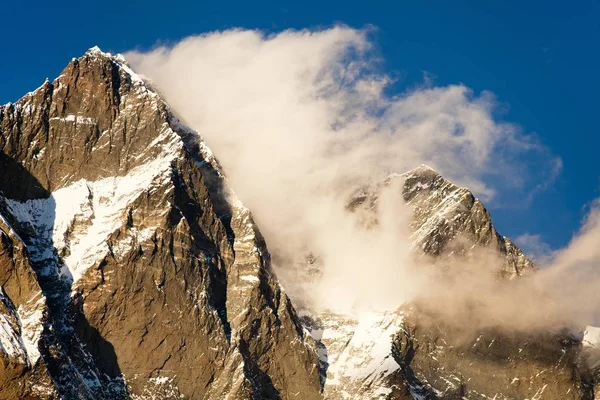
0;48;321;399
79;46;144;84
0;45;179;197
349;165;537;277
85;45;104;55
405;163;438;175
84;45;127;64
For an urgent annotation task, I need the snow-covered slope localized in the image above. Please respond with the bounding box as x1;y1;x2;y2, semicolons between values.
301;310;405;399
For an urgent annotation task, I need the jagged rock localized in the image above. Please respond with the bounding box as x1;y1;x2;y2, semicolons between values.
391;305;596;399
0;47;321;399
348;165;536;278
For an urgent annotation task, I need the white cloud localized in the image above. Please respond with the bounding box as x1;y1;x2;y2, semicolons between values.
125;26;566;313
552;199;600;271
514;233;555;266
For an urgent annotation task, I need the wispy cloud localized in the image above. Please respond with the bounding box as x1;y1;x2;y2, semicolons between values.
514;233;555;266
125;26;573;317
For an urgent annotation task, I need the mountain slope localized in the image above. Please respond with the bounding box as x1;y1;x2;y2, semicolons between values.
0;47;321;399
301;166;596;399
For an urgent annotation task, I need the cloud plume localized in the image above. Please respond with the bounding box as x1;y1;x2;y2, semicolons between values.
124;27;598;332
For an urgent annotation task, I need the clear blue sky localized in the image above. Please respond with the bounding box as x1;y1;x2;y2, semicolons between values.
2;0;599;250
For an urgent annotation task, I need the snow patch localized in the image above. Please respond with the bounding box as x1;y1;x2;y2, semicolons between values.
17;298;45;366
583;326;600;348
240;275;260;283
6;123;183;284
50;115;96;125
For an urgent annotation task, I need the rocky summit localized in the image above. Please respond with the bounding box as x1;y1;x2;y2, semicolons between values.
0;47;320;400
0;48;597;399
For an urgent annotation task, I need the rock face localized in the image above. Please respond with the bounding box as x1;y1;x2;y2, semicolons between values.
348;165;536;278
0;48;321;399
393;309;595;400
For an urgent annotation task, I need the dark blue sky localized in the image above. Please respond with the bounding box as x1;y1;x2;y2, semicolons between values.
2;0;599;249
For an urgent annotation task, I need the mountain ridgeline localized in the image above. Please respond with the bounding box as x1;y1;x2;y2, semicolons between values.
0;48;597;399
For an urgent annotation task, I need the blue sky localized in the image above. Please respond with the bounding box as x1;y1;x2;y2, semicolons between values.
2;0;599;251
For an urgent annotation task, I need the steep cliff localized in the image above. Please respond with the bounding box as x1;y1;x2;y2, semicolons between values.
0;47;321;400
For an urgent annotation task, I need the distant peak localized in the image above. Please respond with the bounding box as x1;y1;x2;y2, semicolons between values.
401;164;441;181
85;46;107;56
407;164;438;175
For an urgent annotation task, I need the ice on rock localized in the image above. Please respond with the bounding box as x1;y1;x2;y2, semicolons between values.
0;288;44;367
583;326;600;348
16;297;45;366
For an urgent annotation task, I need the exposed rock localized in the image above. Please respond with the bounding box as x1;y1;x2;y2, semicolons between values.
0;47;321;399
392;305;595;399
348;165;536;278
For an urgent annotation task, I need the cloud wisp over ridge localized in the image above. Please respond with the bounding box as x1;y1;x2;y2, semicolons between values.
125;27;598;333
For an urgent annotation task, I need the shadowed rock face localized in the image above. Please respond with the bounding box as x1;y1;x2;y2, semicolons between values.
0;48;321;399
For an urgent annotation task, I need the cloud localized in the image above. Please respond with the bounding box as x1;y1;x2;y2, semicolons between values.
420;200;600;332
125;26;570;316
514;233;555;266
551;199;600;271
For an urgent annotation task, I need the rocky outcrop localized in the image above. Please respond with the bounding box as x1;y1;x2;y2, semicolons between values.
0;47;321;399
392;305;595;399
348;165;536;278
